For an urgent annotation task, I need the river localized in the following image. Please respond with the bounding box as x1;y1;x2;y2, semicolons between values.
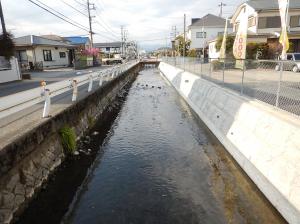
62;67;285;224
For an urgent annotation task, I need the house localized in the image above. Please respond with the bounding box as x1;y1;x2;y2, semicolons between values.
64;36;94;68
231;0;300;53
14;35;76;70
94;42;122;56
188;14;233;54
64;36;91;50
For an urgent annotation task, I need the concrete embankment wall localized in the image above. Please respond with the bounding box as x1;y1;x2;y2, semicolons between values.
159;62;300;224
0;65;140;223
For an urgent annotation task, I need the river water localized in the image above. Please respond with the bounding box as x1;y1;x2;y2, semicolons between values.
64;68;285;224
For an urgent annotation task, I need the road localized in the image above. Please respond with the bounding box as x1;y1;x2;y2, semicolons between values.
0;66;111;97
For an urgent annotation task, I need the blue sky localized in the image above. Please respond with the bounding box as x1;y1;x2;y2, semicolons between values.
2;0;244;50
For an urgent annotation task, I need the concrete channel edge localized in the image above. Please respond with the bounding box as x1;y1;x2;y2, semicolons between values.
159;62;300;224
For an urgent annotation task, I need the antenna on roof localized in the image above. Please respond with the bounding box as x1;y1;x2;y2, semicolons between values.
218;2;227;17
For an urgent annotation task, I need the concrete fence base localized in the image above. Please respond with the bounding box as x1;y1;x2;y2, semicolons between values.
159;62;300;224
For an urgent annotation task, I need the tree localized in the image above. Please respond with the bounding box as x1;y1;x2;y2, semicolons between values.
175;36;190;57
215;35;235;58
188;49;197;57
215;35;282;59
0;32;15;60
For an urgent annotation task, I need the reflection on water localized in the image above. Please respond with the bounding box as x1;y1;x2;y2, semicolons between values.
65;68;286;224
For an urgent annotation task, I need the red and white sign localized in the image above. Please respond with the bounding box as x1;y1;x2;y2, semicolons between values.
233;9;248;61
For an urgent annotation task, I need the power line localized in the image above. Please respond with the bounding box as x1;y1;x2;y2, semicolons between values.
60;0;88;17
27;0;119;42
73;0;86;7
136;37;172;42
27;0;90;32
93;16;120;39
94;3;119;37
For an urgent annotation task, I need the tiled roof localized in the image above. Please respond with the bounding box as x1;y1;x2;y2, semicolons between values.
190;14;233;28
246;0;300;10
94;42;122;48
64;36;90;45
14;35;75;47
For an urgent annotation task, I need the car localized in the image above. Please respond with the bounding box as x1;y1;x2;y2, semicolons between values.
275;53;300;72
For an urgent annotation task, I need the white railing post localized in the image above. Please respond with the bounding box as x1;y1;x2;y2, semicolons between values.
88;75;93;92
40;80;47;96
72;80;78;102
111;69;115;79
42;89;51;118
99;73;103;86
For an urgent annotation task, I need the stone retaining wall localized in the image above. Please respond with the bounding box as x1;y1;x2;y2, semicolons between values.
0;65;140;223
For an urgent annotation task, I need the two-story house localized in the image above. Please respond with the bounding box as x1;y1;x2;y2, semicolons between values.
188;14;233;54
94;42;122;57
231;0;300;53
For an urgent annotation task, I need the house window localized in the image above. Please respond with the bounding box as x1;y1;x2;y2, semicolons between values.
16;50;28;62
59;52;66;58
234;23;240;32
43;50;52;61
196;32;206;38
258;17;281;29
290;16;300;27
248;17;256;27
106;47;110;51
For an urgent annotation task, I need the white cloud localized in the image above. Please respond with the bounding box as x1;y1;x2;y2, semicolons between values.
1;0;244;50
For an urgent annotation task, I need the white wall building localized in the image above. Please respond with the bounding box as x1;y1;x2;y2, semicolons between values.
94;42;122;55
0;57;21;84
14;35;76;70
231;0;300;52
188;14;233;51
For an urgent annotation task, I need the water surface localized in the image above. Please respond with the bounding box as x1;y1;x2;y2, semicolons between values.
65;68;285;224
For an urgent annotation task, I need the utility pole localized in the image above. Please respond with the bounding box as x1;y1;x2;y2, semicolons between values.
121;26;124;57
124;29;128;59
0;0;7;34
218;2;226;17
171;26;177;56
87;0;94;48
183;14;186;57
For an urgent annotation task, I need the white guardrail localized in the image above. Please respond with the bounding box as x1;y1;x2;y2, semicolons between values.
0;60;139;120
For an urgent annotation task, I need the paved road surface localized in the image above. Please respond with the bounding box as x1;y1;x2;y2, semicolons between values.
0;66;110;97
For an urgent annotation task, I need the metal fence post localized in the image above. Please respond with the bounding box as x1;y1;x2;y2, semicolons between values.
240;60;245;95
275;61;283;107
200;57;203;77
222;59;225;86
209;58;212;79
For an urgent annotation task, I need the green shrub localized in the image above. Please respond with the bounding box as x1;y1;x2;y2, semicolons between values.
87;115;95;127
211;60;223;70
188;49;197;57
59;126;77;154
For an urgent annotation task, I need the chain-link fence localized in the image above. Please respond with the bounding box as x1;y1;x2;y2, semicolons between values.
163;57;300;116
